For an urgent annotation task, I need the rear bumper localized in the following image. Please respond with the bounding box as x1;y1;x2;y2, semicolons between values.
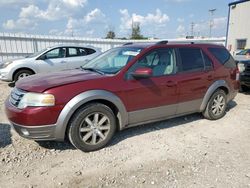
11;122;57;141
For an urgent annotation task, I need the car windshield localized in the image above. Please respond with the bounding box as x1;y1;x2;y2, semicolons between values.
26;48;49;58
237;49;250;55
82;47;143;74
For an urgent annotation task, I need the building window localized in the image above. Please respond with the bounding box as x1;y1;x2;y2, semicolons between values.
236;39;247;50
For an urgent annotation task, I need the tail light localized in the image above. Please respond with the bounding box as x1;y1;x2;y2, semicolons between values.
236;67;240;81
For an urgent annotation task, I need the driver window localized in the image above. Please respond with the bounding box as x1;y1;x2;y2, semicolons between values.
127;48;176;79
45;48;66;59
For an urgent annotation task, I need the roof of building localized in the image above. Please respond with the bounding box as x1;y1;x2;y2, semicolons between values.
229;0;250;6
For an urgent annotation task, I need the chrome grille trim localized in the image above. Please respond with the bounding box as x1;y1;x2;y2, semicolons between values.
9;88;26;107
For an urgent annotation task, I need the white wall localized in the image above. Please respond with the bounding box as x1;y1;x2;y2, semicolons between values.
227;1;250;54
0;32;225;62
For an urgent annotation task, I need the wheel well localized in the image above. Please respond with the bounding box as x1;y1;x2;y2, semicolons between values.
13;68;35;80
218;86;229;95
65;99;121;139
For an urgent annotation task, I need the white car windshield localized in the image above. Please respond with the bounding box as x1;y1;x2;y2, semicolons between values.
82;47;143;74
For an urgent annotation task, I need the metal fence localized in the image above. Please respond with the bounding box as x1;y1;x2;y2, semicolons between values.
0;32;226;61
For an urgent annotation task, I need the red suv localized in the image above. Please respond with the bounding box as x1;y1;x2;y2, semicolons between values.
5;42;239;152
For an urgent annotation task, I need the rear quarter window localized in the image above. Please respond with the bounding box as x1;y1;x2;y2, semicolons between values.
208;47;236;68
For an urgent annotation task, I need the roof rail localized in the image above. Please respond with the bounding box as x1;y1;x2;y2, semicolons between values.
156;40;169;45
123;42;133;46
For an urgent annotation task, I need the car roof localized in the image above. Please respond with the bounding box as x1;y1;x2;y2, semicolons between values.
47;44;98;49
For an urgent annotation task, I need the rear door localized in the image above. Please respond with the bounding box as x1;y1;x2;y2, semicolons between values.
175;47;214;114
66;47;98;69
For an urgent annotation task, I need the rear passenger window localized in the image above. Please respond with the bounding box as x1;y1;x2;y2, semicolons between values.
208;48;230;65
85;48;96;55
179;48;204;72
208;47;236;68
68;48;78;57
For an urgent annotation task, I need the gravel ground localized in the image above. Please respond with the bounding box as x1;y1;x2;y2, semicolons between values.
0;80;250;188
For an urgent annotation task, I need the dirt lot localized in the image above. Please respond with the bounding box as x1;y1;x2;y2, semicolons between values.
0;81;250;188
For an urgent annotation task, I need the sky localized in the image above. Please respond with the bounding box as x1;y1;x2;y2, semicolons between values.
0;0;234;39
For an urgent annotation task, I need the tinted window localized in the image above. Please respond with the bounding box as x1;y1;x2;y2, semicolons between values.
78;48;88;56
203;53;213;70
208;48;230;65
179;48;204;71
85;48;96;55
128;48;176;77
68;48;78;57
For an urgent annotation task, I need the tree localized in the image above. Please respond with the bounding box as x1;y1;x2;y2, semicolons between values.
131;22;144;39
106;30;116;39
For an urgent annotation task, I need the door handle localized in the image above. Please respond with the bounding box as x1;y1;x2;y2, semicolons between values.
166;80;177;87
207;74;214;81
60;61;67;63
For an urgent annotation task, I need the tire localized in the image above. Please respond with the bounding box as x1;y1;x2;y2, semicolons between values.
203;89;227;120
14;69;33;82
67;103;116;152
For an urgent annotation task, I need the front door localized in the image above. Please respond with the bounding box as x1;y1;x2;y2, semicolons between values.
124;48;179;125
36;47;67;73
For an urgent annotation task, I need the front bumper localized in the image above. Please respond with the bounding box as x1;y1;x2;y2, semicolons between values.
240;73;250;87
11;122;57;140
0;68;12;81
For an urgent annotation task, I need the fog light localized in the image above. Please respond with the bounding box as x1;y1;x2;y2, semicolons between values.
21;128;29;136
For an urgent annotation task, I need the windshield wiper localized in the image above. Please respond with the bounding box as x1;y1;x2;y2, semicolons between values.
81;67;105;75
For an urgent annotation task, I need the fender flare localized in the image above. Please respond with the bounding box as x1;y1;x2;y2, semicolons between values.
54;90;128;140
200;80;230;112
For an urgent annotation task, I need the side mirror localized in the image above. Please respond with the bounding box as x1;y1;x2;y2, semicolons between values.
132;67;153;79
38;54;47;60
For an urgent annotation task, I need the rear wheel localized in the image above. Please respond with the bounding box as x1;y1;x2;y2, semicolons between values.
203;89;227;120
68;103;116;152
14;69;33;82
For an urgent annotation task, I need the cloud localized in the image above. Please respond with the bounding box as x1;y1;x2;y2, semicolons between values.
176;25;185;33
64;9;107;37
19;0;88;21
62;0;87;8
83;8;106;24
3;18;36;30
0;0;33;6
119;9;170;36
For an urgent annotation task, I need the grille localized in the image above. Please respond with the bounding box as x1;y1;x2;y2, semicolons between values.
9;88;26;107
245;64;250;73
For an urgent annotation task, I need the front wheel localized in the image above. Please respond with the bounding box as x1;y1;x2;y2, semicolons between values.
14;69;33;82
67;103;116;152
203;89;227;120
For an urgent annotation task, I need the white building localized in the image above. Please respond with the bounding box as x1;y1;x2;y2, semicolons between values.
226;0;250;54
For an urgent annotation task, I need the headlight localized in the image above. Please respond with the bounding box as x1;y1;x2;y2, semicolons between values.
18;93;55;109
238;63;245;73
0;61;13;68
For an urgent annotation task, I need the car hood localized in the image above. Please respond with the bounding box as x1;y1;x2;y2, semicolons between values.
16;69;106;93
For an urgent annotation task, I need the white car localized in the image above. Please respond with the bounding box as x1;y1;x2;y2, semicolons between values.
234;49;250;61
0;45;101;82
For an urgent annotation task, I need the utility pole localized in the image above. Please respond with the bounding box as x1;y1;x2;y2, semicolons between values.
190;22;195;37
209;9;216;38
